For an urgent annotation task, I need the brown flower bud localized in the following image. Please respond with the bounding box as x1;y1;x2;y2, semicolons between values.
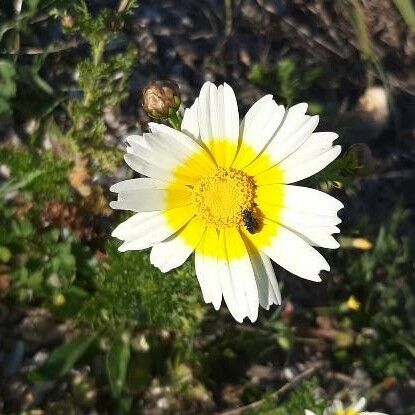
104;11;124;32
142;80;181;119
61;14;75;30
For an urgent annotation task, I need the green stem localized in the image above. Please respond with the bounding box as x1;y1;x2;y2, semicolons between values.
392;0;415;30
93;40;105;66
224;0;232;35
168;112;182;130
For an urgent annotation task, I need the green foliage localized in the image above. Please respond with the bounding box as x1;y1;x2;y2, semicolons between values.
62;1;137;171
0;59;17;117
70;0;137;48
248;58;323;107
393;0;415;29
65;47;136;171
308;153;358;190
0;212;95;303
0;0;66;44
0;1;68;126
28;334;96;382
246;379;328;415
335;208;415;379
106;337;131;397
81;241;204;334
0;147;72;208
347;0;375;63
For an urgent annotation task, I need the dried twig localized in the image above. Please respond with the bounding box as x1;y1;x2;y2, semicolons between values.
216;361;325;415
1;39;82;55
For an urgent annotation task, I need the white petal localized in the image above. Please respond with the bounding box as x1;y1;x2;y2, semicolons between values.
240;95;285;153
244;105;318;178
282;145;341;184
110;178;191;213
361;413;388;415
124;124;214;183
234;95;285;168
110;178;167;193
216;230;246;322
198;82;214;140
279;184;344;215
110;186;191;212
305;411;317;415
123;153;177;182
257;220;330;281
147;123;214;170
222;83;240;141
112;211;157;239
350;398;366;412
181;98;200;142
112;208;193;252
333;400;344;411
218;260;246;323
298;131;338;153
215;230;259;322
244;238;281;310
269;114;319;164
279;208;341;227
110;190;164;212
124;150;200;184
259;201;341;249
125;134;149;153
283;223;340;249
148;124;207;161
257;187;342;227
263;103;311;160
279;132;338;170
257;184;343;247
150;219;203;273
195;227;222;309
197;81;239;166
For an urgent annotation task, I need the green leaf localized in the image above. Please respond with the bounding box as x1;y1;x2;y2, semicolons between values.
0;59;16;116
28;335;95;382
0;246;11;263
392;0;415;30
0;59;16;98
348;0;375;63
106;338;131;397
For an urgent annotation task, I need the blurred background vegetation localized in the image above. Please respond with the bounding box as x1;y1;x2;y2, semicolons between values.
0;0;414;414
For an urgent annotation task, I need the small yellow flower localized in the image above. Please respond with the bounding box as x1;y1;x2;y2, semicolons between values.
346;295;361;311
340;237;373;250
53;293;66;307
352;238;373;250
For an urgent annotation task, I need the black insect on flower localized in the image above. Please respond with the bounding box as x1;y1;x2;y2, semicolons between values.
242;209;259;234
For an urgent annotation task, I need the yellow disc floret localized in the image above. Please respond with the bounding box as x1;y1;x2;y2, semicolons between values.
192;167;256;228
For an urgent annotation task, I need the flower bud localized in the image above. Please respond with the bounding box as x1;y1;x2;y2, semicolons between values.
142;80;181;119
104;11;124;32
61;14;75;30
53;293;66;307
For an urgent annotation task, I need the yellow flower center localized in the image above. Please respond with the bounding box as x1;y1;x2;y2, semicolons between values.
335;411;358;415
192;167;256;228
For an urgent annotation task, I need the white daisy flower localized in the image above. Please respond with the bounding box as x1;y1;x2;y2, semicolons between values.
322;397;388;415
110;81;343;323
